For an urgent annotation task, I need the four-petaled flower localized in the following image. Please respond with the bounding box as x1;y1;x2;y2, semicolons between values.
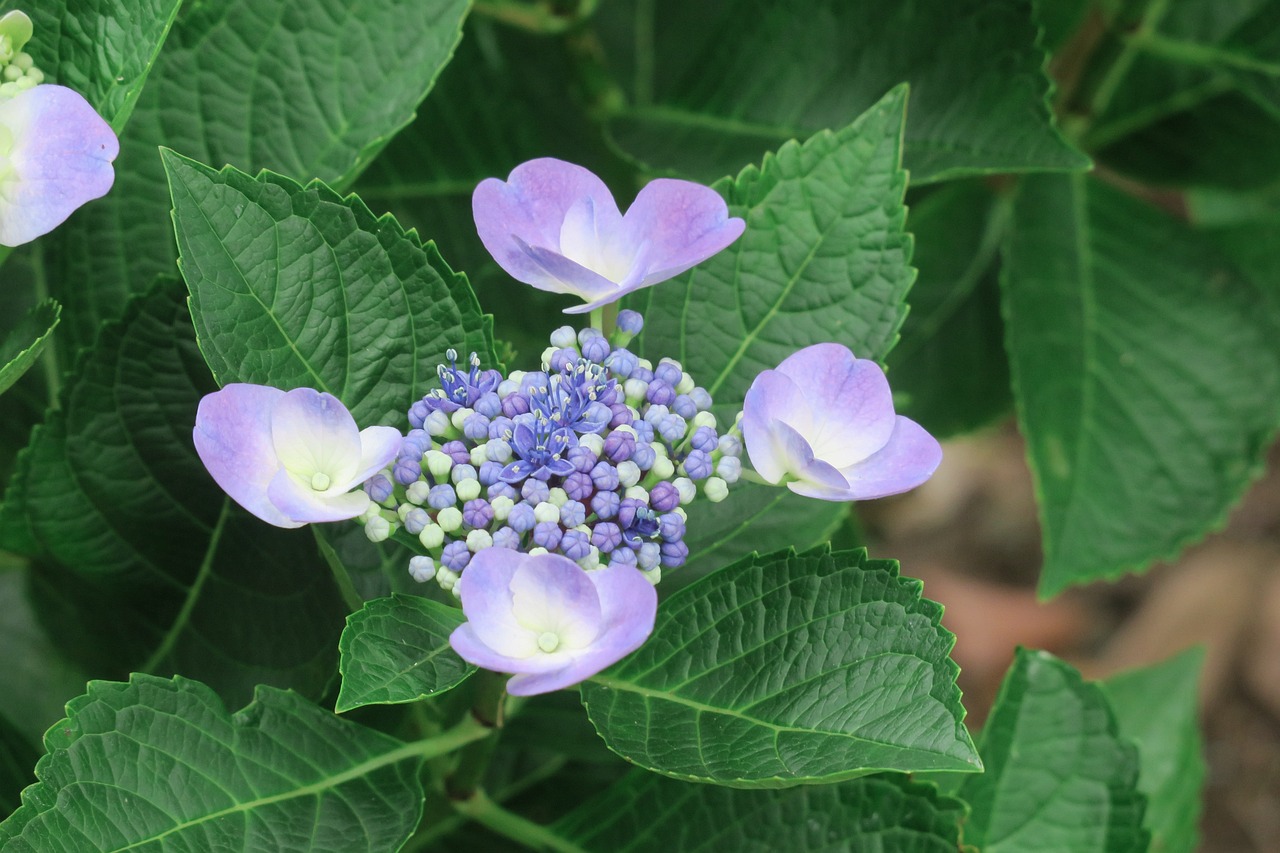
742;343;942;501
0;85;117;247
472;158;745;314
193;384;401;528
449;549;657;696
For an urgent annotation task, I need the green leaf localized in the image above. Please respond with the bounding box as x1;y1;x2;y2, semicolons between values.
581;545;980;787
42;0;470;361
0;301;58;398
1102;648;1206;853
1002;174;1280;596
6;0;182;132
959;649;1148;853
667;481;846;591
594;0;1088;185
163;151;496;426
553;770;965;852
336;594;474;713
0;674;432;851
0;280;348;708
889;182;1012;437
632;85;913;422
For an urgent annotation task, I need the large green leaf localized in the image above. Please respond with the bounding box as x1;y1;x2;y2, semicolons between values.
632;85;913;422
581;545;980;787
0;301;58;398
336;594;474;713
0;710;36;820
43;0;470;361
1002;174;1280;596
890;182;1012;437
959;649;1148;853
0;281;347;707
593;0;1088;185
0;572;86;746
163;152;495;426
8;0;182;132
0;675;441;851
1102;649;1206;853
553;770;965;852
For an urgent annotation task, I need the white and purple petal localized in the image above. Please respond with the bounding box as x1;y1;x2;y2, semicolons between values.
193;384;296;528
349;425;404;487
623;178;745;286
833;415;943;500
0;85;118;247
265;467;372;523
455;550;536;658
270;388;364;484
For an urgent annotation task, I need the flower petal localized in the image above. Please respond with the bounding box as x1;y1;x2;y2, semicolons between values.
623;178;745;286
347;425;403;488
192;384;295;528
516;237;634;302
270;388;362;484
0;85;118;247
455;549;538;659
509;553;602;650
265;467;372;523
770;419;851;496
474;158;623;290
773;344;896;467
742;370;815;484
832;415;943;500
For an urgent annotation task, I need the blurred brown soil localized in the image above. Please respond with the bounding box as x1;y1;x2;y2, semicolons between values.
860;422;1280;852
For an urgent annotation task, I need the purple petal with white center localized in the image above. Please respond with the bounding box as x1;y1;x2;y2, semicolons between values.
769;419;851;494
832;415;943;500
350;426;403;486
508;553;602;650
265;467;372;523
742;369;813;484
193;384;295;527
0;85;118;247
623;178;746;286
773;344;896;466
474;158;623;290
270;388;363;485
455;550;536;658
515;236;630;299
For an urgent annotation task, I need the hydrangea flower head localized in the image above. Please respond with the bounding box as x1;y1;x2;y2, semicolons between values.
449;549;657;696
0;12;118;246
472;158;745;314
742;343;942;501
194;384;402;528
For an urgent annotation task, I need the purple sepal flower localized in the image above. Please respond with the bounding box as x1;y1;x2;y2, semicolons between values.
501;421;577;483
559;500;587;528
590;461;619;492
682;449;713;479
691;426;718;453
449;550;657;695
365;474;393;504
608;404;633;428
472;157;746;314
502;393;531;418
428;350;502;414
193;384;400;528
442;440;471;465
658;512;685;542
672;395;698;420
581;335;611;363
660;540;689;568
0;85;119;247
567;445;598;474
742;343;942;500
603;430;635;463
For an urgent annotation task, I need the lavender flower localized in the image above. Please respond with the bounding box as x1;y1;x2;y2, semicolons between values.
449;550;657;696
193;385;400;528
472;158;745;313
742;343;942;500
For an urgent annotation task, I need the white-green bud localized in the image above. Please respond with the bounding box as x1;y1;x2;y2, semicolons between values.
533;501;560;524
418;523;445;550
450;407;474;432
425;450;453;480
577;546;601;571
364;515;391;542
692;411;717;430
358;503;382;524
406;480;431;505
466;529;493;552
497;378;520;399
540;346;557;370
643;567;661;586
550;326;577;348
528;546;549;556
704;477;729;502
673;506;688;521
548;487;569;507
408;556;436;583
13;51;31;71
649;456;675;480
625;485;649;502
624;378;647;404
674;477;696;505
23;66;41;85
651;442;669;458
2;65;20;82
455;478;481;502
469;444;488;467
486;438;512;463
436;507;463;533
396;504;413;521
491;495;514;522
617;460;641;488
637;357;653;371
676;372;695;395
424;409;451;436
436;567;460;591
578;433;604;456
0;81;17;100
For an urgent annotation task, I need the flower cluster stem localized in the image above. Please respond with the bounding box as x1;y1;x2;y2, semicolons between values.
444;669;509;801
452;789;588;853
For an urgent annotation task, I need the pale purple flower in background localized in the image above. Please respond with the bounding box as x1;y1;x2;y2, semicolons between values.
449;549;657;696
0;84;118;246
742;343;942;501
472;158;745;314
193;384;401;528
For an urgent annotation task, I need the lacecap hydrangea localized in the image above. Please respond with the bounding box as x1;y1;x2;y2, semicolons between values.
356;309;741;592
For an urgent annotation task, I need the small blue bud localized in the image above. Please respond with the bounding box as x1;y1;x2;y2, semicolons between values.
609;546;638;566
581;335;611;363
671;394;698;420
637;542;661;570
607;348;638;378
591;521;623;553
550;326;577;348
616;309;644;335
660;540;689;568
441;541;471;572
654;362;682;386
591;489;620;519
682;449;714;479
474;391;503;418
632;442;657;471
690;387;713;411
559;499;587;528
427;484;457;509
532;521;563;550
492;526;520;549
404;507;430;535
560;529;591;560
364;474;394;503
691;425;718;453
463;413;490;441
521;477;551;505
658;414;687;444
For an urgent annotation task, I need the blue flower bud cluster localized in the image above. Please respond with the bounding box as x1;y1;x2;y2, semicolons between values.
359;310;742;593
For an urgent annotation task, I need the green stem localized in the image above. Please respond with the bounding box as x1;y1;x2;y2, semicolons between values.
29;246;59;407
473;0;600;35
444;669;509;800
737;468;774;487
588;307;604;332
453;789;588;853
1086;0;1172;122
311;525;365;612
